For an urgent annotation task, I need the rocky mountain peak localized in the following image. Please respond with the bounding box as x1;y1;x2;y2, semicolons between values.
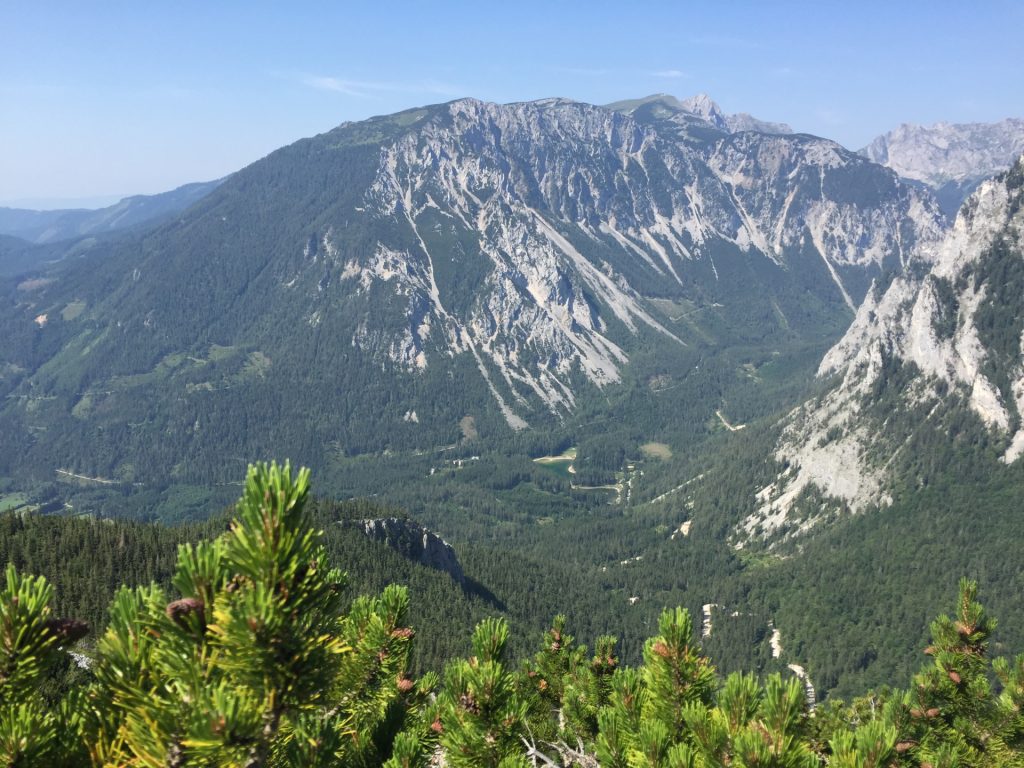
605;93;793;136
742;154;1024;548
679;93;727;127
862;118;1024;216
863;119;1024;185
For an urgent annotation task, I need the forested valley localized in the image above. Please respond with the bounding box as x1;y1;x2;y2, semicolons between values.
3;462;1023;767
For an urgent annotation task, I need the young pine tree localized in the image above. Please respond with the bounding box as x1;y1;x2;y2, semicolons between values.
889;578;1024;768
0;565;88;766
76;461;427;767
437;617;531;768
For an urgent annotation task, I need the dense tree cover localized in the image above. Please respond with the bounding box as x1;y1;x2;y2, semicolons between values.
5;205;1024;699
0;511;220;637
11;396;1024;704
0;500;503;676
3;462;1024;767
9;355;1024;704
0;489;727;678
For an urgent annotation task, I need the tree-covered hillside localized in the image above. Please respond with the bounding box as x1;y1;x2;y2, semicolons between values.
3;463;1023;767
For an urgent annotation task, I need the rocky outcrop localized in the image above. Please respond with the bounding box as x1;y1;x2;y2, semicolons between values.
609;93;793;135
680;93;794;135
354;517;465;585
743;156;1024;547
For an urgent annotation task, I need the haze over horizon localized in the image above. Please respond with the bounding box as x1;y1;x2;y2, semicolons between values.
2;0;1022;207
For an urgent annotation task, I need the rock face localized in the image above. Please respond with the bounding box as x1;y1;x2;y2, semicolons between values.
681;93;795;135
355;517;465;585
351;96;942;423
862;120;1024;216
744;156;1024;547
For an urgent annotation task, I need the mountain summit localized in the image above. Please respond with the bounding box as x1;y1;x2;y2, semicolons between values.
607;93;794;135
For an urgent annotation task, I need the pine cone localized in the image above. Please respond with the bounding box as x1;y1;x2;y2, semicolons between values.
948;671;962;684
926;707;940;718
396;676;414;693
166;598;205;628
895;741;915;753
459;692;480;715
391;627;414;640
43;617;89;644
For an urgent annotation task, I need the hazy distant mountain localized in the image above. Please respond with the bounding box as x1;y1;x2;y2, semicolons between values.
0;234;95;278
862;119;1024;217
0;95;943;486
0;179;224;244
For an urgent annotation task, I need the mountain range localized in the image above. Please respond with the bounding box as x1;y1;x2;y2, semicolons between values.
0;180;224;278
0;94;945;487
2;92;1023;698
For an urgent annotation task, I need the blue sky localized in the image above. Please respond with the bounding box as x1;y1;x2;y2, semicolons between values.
2;1;1021;207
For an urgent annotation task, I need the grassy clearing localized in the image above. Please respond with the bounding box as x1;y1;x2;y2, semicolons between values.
532;446;577;464
459;416;478;441
61;300;87;321
0;493;28;513
71;393;94;419
640;442;673;460
16;278;53;292
208;344;238;362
